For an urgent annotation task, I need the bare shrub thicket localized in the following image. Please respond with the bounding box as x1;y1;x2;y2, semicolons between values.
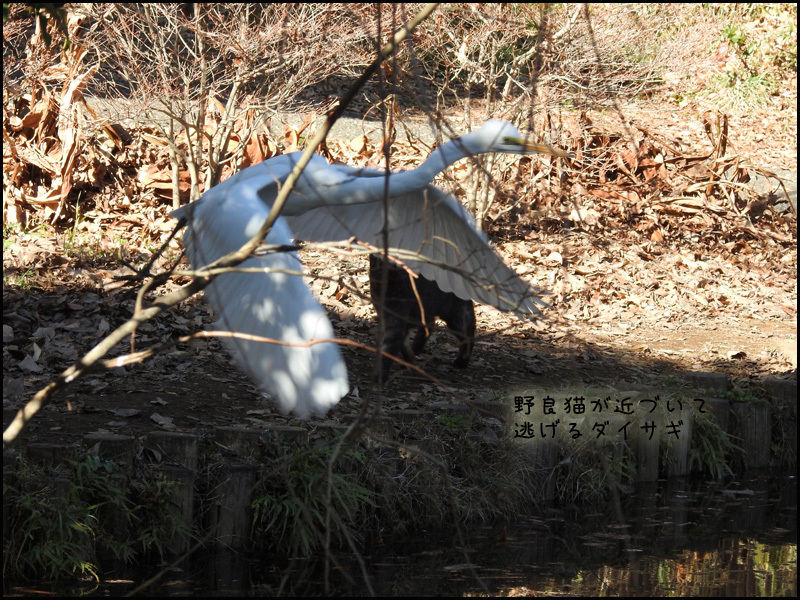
82;4;568;222
80;4;385;207
404;4;564;227
544;4;668;105
410;4;549;114
8;4;791;227
4;3;565;227
7;3;715;227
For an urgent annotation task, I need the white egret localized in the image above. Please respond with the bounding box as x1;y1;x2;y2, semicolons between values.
173;119;564;417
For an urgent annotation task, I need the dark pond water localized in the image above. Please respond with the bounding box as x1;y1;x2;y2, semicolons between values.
327;474;797;597
6;473;796;597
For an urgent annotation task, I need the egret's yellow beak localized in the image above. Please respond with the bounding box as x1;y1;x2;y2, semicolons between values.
508;136;569;159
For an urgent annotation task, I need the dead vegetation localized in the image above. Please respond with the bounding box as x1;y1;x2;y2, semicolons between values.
3;4;796;444
2;4;796;593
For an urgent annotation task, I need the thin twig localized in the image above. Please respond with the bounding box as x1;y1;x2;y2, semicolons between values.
3;3;441;448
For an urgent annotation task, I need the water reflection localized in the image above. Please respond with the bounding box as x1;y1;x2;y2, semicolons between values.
334;473;796;596
8;474;794;596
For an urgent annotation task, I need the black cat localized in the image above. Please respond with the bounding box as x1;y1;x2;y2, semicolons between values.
369;254;475;381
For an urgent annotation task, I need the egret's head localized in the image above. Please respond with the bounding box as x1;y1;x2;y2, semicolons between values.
474;119;568;158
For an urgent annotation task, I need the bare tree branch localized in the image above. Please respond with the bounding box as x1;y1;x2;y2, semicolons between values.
3;2;440;448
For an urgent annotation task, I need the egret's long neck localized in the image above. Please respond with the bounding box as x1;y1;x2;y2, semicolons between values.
400;137;475;191
333;136;477;206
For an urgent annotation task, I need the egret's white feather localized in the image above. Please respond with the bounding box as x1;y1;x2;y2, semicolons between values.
178;185;348;418
287;184;547;318
174;119;561;416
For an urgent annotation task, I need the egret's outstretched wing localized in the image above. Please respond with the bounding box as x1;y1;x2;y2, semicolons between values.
286;184;547;319
170;119;560;413
175;180;348;418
